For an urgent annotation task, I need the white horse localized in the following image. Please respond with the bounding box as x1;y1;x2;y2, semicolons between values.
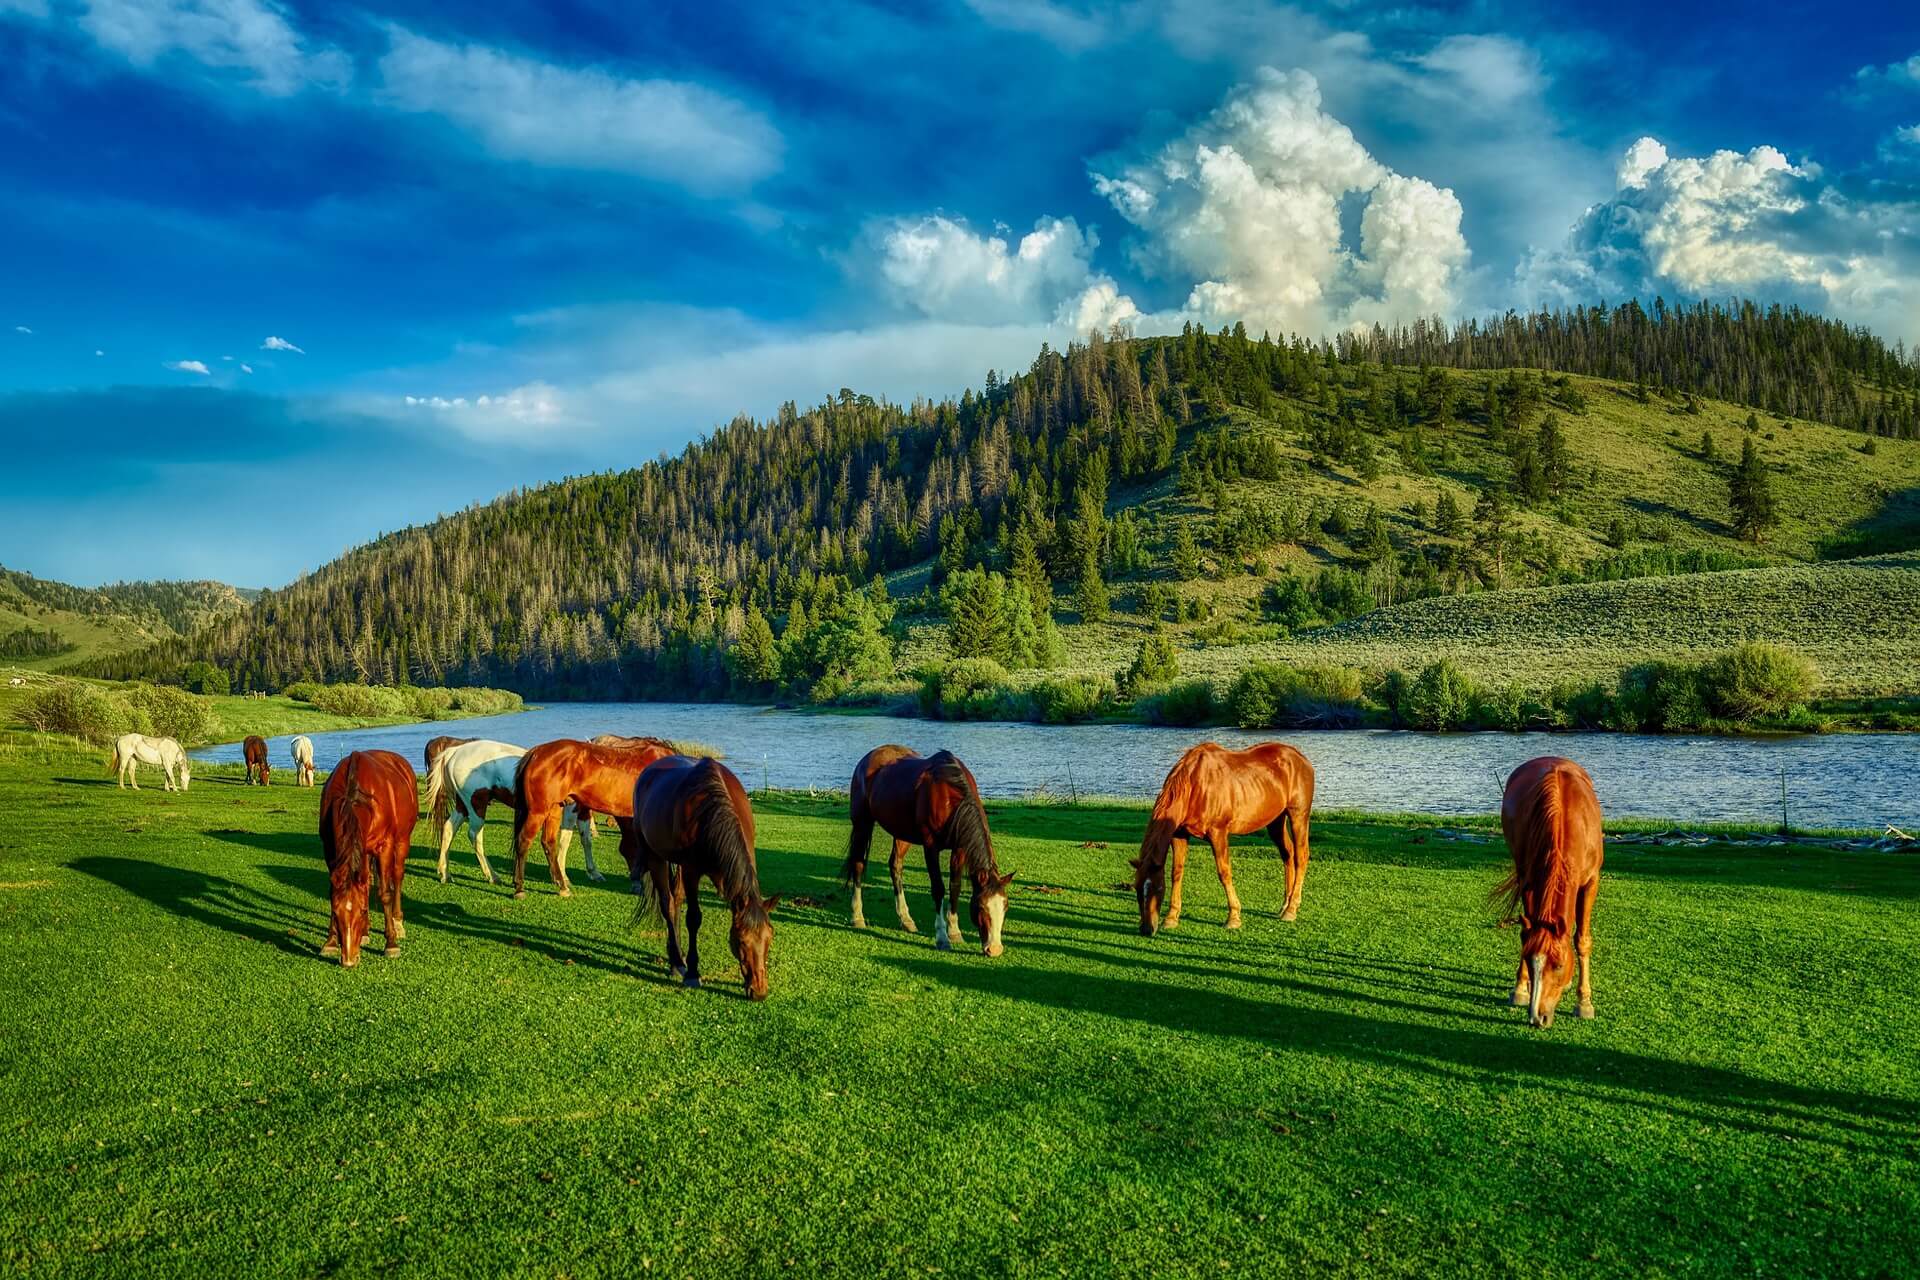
108;733;191;792
423;739;597;886
290;735;316;787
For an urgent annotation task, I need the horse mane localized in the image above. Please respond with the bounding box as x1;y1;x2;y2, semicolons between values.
331;764;373;890
929;752;996;880
1491;766;1573;949
688;759;759;907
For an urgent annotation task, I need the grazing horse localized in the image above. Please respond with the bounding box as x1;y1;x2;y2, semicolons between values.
1133;742;1314;937
108;733;191;791
424;739;595;886
290;735;316;787
1494;756;1604;1029
842;746;1014;956
423;735;475;773
242;735;271;786
511;737;677;899
319;749;418;967
631;755;780;999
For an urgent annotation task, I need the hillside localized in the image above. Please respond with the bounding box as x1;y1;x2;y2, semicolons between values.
0;567;252;670
72;300;1920;709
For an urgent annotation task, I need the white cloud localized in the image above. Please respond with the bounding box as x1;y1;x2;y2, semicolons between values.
1852;52;1920;93
962;0;1121;51
1522;135;1920;344
1091;67;1468;333
398;382;567;440
377;27;780;191
1413;34;1544;109
94;349;105;356
0;0;51;17
12;325;30;334
866;214;1134;330
165;359;212;375
240;362;253;373
261;334;303;352
75;0;348;96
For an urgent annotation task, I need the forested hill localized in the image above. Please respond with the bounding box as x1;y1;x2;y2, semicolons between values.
74;298;1920;699
0;567;252;668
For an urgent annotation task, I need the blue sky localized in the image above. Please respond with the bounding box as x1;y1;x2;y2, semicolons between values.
2;0;1918;587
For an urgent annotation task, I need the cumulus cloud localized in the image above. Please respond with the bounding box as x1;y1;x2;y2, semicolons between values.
398;382;568;440
1851;52;1920;95
1522;135;1920;343
74;0;348;95
165;359;212;374
866;214;1135;329
260;334;303;352
378;27;781;191
1090;67;1468;333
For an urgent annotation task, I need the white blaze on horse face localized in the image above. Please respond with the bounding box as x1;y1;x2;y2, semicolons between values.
983;892;1006;956
1527;953;1545;1026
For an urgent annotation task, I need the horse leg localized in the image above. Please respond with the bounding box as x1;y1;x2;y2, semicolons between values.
1280;808;1310;922
645;852;687;978
545;809;573;897
889;838;917;933
1576;878;1597;1019
1163;837;1189;929
578;807;603;882
437;808;458;883
926;846;952;951
1209;831;1243;930
470;813;497;884
846;811;872;929
946;848;966;945
374;856;401;956
682;885;705;989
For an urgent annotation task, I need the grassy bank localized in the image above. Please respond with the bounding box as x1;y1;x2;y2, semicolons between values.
0;748;1913;1277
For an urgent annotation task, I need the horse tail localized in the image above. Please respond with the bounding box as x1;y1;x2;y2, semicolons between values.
1278;806;1298;862
511;749;537;851
842;783;874;885
930;754;995;877
105;745;119;775
424;750;452;832
690;758;755;902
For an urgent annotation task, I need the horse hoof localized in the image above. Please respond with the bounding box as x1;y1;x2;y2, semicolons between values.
1578;1003;1596;1020
1226;915;1244;930
682;974;702;990
557;887;572;899
900;922;918;934
319;944;340;957
511;890;526;900
384;946;400;958
1162;917;1181;931
935;937;951;952
1279;908;1297;923
589;872;604;882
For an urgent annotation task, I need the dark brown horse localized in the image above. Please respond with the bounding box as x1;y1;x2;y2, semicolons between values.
1134;742;1314;936
631;755;780;999
319;749;417;967
842;746;1013;956
243;735;271;785
1494;756;1603;1029
511;737;677;898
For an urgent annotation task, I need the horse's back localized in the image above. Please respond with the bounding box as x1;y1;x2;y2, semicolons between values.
325;750;418;851
1502;756;1602;868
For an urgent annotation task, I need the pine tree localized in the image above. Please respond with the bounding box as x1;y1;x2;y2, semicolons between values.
1729;437;1777;543
726;606;780;687
1074;548;1110;622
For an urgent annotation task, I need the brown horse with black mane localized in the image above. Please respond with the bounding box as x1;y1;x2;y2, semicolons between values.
1494;756;1603;1029
842;746;1014;956
1133;741;1314;936
630;755;780;999
319;749;417;967
510;736;677;898
243;735;271;786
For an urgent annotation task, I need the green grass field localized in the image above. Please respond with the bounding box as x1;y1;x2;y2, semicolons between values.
2;747;1914;1277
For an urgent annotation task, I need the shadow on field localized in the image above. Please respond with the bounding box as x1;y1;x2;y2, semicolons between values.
877;954;1919;1152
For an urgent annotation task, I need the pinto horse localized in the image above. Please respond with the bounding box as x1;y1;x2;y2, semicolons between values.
1133;741;1314;936
510;737;676;898
424;739;595;886
631;755;780;999
842;746;1014;956
243;735;271;786
319;749;417;967
1494;756;1604;1029
290;735;316;787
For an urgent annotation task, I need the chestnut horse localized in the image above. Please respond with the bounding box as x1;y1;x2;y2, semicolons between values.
319;749;417;967
1133;742;1314;936
510;737;676;898
631;755;780;999
243;735;271;786
841;746;1014;956
1494;756;1604;1029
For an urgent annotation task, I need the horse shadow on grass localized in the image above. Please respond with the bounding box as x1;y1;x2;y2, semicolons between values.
875;953;1919;1153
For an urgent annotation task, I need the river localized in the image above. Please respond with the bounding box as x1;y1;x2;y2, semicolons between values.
189;702;1920;829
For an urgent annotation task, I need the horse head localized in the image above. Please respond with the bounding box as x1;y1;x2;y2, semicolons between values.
1132;818;1175;936
969;870;1015;957
1520;922;1574;1028
729;894;780;1001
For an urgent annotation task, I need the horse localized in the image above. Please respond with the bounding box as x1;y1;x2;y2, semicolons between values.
1133;742;1314;937
243;735;271;786
318;749;418;967
510;737;677;899
423;739;595;886
1493;756;1604;1029
842;746;1014;956
631;755;780;999
108;733;191;792
290;735;316;787
423;735;475;773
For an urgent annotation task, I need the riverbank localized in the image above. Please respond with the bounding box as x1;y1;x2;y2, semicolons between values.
3;751;1913;1278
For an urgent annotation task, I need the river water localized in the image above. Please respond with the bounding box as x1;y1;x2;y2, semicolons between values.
189;702;1920;829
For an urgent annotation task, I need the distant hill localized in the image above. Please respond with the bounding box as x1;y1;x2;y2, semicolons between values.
0;567;251;670
73;298;1920;703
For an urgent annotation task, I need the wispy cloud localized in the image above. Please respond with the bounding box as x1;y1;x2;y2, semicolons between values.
165;359;212;374
73;0;349;96
376;26;781;191
240;362;253;373
12;325;30;334
260;334;303;353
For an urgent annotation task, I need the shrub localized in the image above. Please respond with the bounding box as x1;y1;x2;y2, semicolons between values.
920;658;1017;720
1024;674;1116;724
306;683;409;718
1613;661;1707;733
180;661;230;696
18;681;146;745
403;686;456;720
1470;682;1542;732
1553;681;1614;731
1402;659;1476;731
448;687;523;716
1227;662;1366;728
125;683;216;745
281;680;325;704
1698;642;1818;721
1120;630;1180;693
1137;680;1216;726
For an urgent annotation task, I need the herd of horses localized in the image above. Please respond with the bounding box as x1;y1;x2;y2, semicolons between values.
122;728;1606;1027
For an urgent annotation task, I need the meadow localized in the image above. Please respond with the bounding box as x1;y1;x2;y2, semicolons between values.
1;743;1914;1277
